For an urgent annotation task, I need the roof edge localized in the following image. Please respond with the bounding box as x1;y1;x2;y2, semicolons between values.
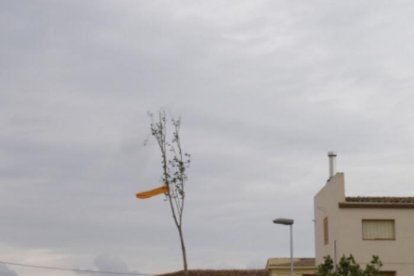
339;202;414;209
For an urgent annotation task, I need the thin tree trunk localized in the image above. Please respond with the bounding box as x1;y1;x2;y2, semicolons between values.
167;193;188;276
178;226;188;276
166;186;188;276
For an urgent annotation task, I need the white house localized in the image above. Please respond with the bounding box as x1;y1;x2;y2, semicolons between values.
314;152;414;276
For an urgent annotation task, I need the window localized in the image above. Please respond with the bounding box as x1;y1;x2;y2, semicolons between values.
323;217;329;245
362;219;395;240
379;272;396;276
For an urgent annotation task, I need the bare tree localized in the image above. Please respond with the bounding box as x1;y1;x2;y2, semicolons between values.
149;111;191;276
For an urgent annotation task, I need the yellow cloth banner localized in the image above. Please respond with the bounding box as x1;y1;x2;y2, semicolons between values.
136;185;168;199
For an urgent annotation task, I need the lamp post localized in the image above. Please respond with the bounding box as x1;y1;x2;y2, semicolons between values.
273;218;294;276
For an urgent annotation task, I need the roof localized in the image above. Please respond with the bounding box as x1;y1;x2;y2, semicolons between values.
346;197;414;203
157;270;269;276
339;196;414;208
266;258;315;269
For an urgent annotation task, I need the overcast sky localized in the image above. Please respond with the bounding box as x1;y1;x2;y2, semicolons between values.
2;1;414;275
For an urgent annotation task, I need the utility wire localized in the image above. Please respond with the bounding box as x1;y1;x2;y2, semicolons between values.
0;260;154;275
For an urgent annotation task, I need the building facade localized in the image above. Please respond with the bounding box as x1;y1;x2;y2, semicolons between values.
314;154;414;276
157;270;269;276
266;258;315;276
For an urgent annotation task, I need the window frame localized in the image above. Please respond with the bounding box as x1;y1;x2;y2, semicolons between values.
361;219;396;241
323;217;329;245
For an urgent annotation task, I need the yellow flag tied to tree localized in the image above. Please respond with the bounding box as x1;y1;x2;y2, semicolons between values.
136;185;168;199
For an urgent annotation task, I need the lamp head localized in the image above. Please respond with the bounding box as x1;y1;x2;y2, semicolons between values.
273;218;294;225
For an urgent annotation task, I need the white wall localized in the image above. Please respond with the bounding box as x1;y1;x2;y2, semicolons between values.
314;172;414;276
314;173;345;264
339;208;414;274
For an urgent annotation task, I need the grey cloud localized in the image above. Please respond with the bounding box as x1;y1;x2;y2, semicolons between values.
91;254;133;276
2;0;414;274
0;264;18;276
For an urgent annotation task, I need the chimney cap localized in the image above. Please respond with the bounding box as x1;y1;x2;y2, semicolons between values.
328;151;337;157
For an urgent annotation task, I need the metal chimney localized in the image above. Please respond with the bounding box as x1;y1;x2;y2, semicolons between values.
328;151;337;178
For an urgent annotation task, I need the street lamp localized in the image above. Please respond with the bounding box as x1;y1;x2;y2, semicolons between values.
273;218;294;276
